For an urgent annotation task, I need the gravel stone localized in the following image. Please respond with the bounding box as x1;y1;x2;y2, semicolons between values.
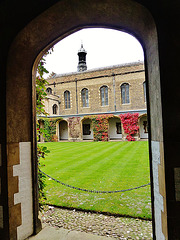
41;205;152;239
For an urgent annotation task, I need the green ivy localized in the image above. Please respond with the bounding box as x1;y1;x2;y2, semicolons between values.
83;114;113;141
44;119;57;142
37;145;50;207
36;48;54;206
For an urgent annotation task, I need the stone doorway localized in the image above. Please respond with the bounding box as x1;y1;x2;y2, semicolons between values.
139;115;148;139
82;118;93;140
59;120;68;140
4;0;167;239
109;117;122;140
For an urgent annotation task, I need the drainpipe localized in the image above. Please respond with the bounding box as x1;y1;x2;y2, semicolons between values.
53;81;56;94
58;98;61;115
112;73;116;112
75;78;78;114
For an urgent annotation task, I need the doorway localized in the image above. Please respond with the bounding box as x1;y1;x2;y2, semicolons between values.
59;120;68;140
5;0;166;239
109;117;122;140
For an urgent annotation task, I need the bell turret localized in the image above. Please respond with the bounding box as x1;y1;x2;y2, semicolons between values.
77;43;87;72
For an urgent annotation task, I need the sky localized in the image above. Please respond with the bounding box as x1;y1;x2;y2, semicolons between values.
44;28;144;76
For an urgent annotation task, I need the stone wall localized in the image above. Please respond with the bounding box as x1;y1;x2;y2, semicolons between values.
45;63;146;116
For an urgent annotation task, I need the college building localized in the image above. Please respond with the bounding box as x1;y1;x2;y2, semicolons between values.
42;44;148;141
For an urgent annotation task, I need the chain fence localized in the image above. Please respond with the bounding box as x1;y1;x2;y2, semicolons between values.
40;170;150;194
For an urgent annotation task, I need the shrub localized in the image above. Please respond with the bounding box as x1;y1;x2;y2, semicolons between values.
120;113;139;141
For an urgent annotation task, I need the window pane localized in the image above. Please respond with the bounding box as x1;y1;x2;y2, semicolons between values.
101;86;108;106
53;105;56;114
101;88;104;106
64;91;70;109
121;85;125;104
82;89;89;107
86;89;89;107
68;91;70;108
82;89;85;107
126;84;129;103
121;84;129;104
105;87;108;105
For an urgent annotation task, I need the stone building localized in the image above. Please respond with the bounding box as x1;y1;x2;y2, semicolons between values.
43;45;148;141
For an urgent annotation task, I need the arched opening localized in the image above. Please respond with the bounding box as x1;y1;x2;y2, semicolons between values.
52;104;58;114
109;117;122;140
46;87;52;94
64;90;71;109
82;118;93;140
5;0;167;239
81;88;89;108
59;120;68;140
121;83;130;104
139;114;148;139
100;85;108;106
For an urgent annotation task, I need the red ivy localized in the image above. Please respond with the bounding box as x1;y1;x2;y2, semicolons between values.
120;113;139;141
68;117;81;138
91;114;113;142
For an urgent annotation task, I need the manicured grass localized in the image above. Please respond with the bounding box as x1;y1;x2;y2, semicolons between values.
39;141;152;219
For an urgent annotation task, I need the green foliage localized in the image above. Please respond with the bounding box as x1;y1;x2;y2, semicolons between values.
38;117;62;142
36;48;53;204
83;114;113;141
37;145;50;206
91;114;113;141
43;119;57;142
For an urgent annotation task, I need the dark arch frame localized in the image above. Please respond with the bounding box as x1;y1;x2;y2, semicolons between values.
5;0;166;239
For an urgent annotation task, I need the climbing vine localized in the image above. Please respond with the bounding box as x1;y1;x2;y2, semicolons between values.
84;114;113;141
68;117;81;139
36;48;53;205
38;117;62;142
120;113;139;141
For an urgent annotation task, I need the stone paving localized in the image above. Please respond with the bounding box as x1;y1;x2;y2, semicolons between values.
41;206;152;240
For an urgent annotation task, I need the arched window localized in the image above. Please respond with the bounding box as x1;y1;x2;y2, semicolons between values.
52;104;58;114
81;88;89;107
46;87;52;94
64;90;70;109
121;83;130;104
143;81;146;102
100;86;108;106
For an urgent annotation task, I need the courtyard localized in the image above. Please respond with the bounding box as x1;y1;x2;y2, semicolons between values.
39;141;151;220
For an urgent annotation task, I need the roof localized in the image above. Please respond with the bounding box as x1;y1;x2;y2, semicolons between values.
47;61;144;80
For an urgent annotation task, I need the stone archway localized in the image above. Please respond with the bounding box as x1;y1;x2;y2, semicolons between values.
82;118;93;140
59;120;68;140
5;1;166;239
109;117;122;140
139;114;148;139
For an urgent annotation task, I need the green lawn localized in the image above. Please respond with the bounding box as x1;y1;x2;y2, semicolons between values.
39;141;152;219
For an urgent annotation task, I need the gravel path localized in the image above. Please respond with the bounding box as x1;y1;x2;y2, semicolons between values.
41;205;152;240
